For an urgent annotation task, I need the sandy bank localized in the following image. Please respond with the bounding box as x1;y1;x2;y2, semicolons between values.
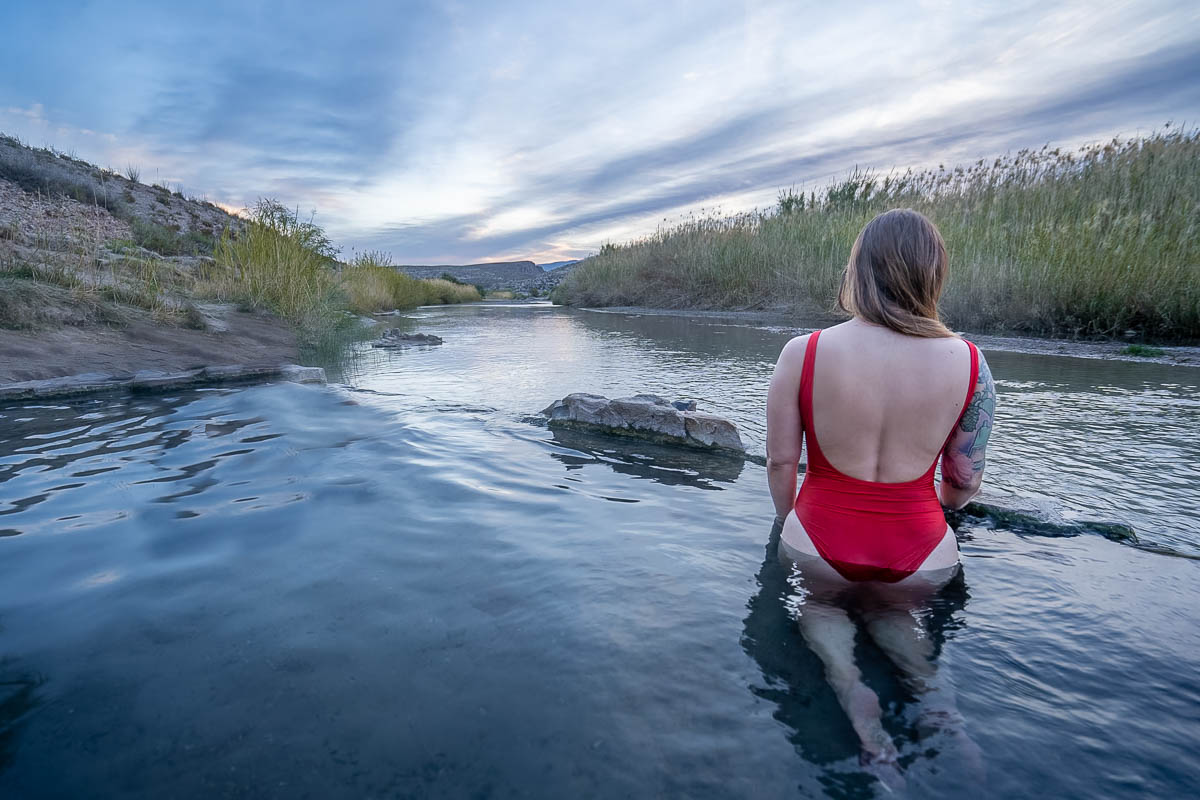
0;303;298;384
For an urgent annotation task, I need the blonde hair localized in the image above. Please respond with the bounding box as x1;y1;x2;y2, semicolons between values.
837;208;954;338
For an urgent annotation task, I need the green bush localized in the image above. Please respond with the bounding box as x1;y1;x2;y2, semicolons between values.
129;218;216;256
1120;344;1165;357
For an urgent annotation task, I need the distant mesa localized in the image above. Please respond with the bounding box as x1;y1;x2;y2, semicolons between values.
393;259;580;293
538;260;579;272
394;261;541;290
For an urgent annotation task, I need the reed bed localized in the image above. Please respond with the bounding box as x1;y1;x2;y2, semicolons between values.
553;127;1200;340
205;199;340;330
421;277;483;305
338;255;481;313
204;202;479;337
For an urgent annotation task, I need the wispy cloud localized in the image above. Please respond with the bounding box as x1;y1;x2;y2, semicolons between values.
1;0;1197;263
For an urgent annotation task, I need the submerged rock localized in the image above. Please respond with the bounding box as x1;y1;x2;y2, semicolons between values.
541;393;745;454
373;329;444;348
946;499;1139;543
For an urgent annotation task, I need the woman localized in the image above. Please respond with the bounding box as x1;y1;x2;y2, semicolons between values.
765;208;995;779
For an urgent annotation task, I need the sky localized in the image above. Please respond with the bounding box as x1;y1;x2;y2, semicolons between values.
2;0;1198;264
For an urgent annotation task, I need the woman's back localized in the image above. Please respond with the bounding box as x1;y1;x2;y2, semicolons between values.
763;207;995;773
766;207;995;583
805;320;974;483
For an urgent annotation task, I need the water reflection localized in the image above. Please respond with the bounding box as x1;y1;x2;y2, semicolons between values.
742;519;974;797
0;660;43;775
544;425;744;488
354;304;1200;554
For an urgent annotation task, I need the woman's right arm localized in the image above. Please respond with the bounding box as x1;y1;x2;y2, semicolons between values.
766;335;808;520
940;351;995;510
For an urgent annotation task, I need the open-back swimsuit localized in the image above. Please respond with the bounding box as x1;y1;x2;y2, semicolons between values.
792;330;979;583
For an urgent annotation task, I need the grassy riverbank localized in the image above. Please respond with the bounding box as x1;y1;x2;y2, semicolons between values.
202;200;481;332
553;127;1200;341
0;134;479;365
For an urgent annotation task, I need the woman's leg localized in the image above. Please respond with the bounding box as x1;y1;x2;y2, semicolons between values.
779;513;902;773
859;549;985;778
794;600;899;765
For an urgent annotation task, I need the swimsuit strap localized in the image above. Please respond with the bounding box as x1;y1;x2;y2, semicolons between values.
798;329;820;421
802;331;979;476
798;330;827;466
952;340;980;430
937;339;980;461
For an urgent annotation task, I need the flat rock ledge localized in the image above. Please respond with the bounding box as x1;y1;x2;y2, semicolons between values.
541;393;745;454
0;364;326;401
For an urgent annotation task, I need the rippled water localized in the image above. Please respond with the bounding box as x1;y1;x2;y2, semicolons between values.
1;303;1198;798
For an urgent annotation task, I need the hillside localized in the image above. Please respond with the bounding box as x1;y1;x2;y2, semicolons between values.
395;260;543;289
0;135;305;381
0;134;238;253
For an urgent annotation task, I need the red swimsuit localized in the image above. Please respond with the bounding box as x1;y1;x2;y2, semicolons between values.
792;330;979;583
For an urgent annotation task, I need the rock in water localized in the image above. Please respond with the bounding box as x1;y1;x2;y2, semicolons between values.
541;393;745;454
373;330;443;348
683;412;743;450
609;395;687;439
541;393;628;429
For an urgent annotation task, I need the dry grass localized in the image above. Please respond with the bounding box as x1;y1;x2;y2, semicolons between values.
422;278;482;305
339;253;481;313
202;199;340;330
554;126;1200;340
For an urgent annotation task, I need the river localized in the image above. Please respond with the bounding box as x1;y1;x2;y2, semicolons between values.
1;302;1197;798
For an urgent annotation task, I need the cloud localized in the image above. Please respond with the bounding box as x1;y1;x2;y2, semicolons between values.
0;0;1197;263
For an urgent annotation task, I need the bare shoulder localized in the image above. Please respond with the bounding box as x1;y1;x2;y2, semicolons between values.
779;332;812;359
775;333;812;376
922;334;975;372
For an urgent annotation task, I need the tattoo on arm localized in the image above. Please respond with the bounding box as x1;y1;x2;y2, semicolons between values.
943;354;995;489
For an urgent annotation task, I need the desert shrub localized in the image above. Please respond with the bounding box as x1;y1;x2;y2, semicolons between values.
340;254;430;313
423;278;482;304
207;198;340;328
129;218;215;256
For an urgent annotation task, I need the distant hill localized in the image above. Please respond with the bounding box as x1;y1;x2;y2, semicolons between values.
394;260;542;290
538;260;579;272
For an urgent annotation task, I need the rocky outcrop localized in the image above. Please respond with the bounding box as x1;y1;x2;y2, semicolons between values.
541;393;744;454
0;136;238;243
507;261;580;295
372;330;443;348
0;364;326;401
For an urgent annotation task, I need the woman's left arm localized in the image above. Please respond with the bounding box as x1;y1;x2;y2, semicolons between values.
766;336;808;519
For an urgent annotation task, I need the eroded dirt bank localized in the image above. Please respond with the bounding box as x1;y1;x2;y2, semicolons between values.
0;304;297;383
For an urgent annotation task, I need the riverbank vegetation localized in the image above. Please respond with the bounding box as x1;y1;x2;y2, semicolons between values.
0;135;480;353
553;127;1199;340
340;257;481;314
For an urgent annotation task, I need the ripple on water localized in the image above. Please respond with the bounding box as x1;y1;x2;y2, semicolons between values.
0;306;1197;799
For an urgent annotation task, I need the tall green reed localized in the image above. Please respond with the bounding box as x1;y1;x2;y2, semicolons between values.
554;126;1200;340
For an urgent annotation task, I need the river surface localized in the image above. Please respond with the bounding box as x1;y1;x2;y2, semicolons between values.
1;303;1197;798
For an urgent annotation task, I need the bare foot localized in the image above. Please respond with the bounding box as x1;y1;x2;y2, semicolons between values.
860;746;906;794
917;709;986;782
